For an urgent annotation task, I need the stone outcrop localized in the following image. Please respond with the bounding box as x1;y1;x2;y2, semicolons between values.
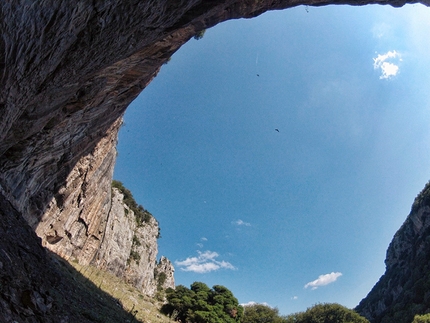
1;1;429;322
356;182;430;323
157;256;176;292
95;188;175;296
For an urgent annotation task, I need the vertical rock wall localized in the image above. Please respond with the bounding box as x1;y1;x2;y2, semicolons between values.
95;188;175;296
35;118;122;265
34;134;175;296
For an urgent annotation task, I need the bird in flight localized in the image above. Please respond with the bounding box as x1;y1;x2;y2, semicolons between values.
275;128;279;132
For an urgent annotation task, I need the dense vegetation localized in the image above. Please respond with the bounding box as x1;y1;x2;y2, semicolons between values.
111;180;155;228
284;303;369;323
161;286;370;323
413;313;430;323
242;303;287;323
161;282;243;323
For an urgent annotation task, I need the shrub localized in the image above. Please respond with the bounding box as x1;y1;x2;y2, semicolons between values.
242;303;287;323
413;313;430;323
112;180;153;226
194;29;206;40
128;250;141;265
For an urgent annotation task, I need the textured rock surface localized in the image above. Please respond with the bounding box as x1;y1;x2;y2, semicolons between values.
0;0;429;321
356;182;430;323
95;188;175;296
34;118;121;265
157;256;176;292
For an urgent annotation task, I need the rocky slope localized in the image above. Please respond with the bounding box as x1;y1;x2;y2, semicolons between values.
1;1;430;322
356;181;430;323
0;191;139;323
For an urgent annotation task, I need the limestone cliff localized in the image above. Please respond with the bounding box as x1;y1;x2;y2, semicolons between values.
34;118;121;265
95;187;175;296
356;181;430;323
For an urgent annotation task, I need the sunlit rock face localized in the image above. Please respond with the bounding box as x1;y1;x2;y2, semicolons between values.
356;183;430;323
0;0;429;321
94;188;175;296
34;118;121;265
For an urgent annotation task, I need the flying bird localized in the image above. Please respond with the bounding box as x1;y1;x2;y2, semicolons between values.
257;74;260;77
275;128;279;132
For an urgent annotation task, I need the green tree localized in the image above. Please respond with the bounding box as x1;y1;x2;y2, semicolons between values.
285;303;369;323
242;303;287;323
161;282;243;323
413;313;430;323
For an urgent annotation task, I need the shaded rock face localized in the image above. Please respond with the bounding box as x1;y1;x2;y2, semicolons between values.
0;0;429;321
356;182;430;323
95;188;175;296
0;191;138;323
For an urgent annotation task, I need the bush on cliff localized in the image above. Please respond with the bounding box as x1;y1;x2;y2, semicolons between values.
111;180;153;226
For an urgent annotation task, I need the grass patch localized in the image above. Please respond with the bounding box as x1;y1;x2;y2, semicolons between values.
68;260;174;323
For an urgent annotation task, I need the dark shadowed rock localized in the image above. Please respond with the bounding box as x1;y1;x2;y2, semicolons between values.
356;182;430;323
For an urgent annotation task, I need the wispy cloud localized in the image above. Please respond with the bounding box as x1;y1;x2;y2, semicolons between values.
232;219;251;226
373;50;401;79
196;237;207;249
304;272;342;290
371;22;390;39
291;296;298;300
175;250;235;273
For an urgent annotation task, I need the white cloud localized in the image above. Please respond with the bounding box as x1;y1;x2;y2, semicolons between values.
241;301;271;307
373;50;401;79
232;219;251;226
379;62;399;79
291;296;298;300
304;272;342;290
175;250;236;273
196;243;203;248
201;237;208;241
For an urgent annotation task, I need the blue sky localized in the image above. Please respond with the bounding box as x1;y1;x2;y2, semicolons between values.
114;4;430;315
